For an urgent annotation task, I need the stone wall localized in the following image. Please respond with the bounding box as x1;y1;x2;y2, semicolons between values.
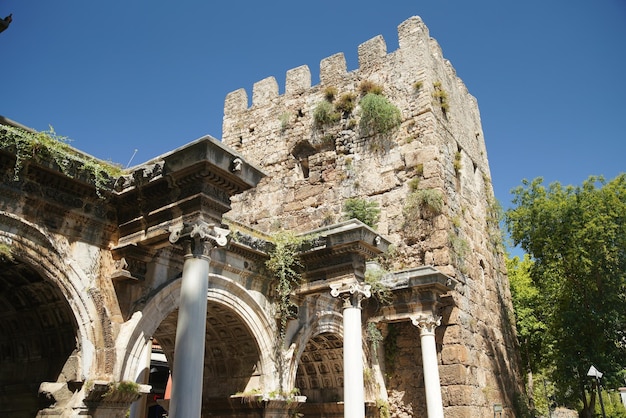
223;16;524;417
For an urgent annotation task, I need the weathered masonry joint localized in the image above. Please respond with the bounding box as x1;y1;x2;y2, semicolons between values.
1;14;522;418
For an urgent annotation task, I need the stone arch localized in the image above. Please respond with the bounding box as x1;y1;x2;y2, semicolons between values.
117;272;276;396
0;212;109;415
290;311;344;404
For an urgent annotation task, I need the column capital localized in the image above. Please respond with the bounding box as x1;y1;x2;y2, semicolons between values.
168;220;230;259
411;314;442;336
330;281;371;309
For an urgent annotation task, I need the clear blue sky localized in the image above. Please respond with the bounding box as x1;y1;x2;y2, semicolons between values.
2;1;625;211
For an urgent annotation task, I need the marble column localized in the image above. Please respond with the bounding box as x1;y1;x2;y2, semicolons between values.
412;314;444;418
331;282;371;418
168;221;229;418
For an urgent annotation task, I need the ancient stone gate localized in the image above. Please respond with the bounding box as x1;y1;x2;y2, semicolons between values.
0;16;523;418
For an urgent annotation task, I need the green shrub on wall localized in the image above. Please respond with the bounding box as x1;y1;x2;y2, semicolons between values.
335;93;357;116
359;80;384;96
343;198;381;228
0;124;123;196
359;93;402;136
403;188;444;221
313;101;340;127
432;81;449;115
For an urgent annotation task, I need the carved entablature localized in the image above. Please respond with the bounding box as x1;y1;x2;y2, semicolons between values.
297;220;390;286
113;161;164;192
114;137;265;248
368;265;457;323
0;152;119;247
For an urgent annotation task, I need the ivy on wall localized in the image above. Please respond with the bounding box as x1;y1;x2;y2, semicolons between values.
0;124;123;196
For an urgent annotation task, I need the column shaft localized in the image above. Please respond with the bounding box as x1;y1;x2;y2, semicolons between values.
343;304;366;418
420;331;443;418
331;282;370;418
169;255;210;418
419;324;444;418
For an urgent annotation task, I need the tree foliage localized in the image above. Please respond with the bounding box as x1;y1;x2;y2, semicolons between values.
505;175;626;415
507;254;546;374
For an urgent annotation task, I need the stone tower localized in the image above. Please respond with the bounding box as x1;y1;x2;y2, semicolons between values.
222;16;523;417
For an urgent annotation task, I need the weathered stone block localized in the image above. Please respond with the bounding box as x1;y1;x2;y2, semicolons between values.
443;406;483;418
294;184;325;201
441;345;469;364
443;384;474;406
439;364;468;385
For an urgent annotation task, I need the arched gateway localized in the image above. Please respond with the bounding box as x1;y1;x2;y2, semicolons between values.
2;15;525;418
1;126;456;418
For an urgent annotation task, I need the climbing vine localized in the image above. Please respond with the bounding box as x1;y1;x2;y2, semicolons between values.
265;231;315;339
366;321;384;354
265;230;316;394
364;267;392;306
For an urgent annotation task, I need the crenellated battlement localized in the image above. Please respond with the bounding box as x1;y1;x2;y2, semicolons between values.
223;16;473;111
224;16;432;112
222;16;486;175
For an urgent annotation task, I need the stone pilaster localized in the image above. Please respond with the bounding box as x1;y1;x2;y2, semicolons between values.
411;314;444;418
331;282;371;418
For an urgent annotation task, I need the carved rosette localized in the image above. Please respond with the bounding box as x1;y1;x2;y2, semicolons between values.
411;314;442;336
330;281;371;309
168;220;230;260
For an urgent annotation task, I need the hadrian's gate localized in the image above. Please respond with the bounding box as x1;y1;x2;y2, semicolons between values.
0;16;523;418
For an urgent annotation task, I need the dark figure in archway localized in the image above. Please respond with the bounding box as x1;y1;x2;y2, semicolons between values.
0;14;12;33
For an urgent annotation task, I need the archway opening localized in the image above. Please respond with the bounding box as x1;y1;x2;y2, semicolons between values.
0;260;77;417
148;301;263;416
296;332;343;404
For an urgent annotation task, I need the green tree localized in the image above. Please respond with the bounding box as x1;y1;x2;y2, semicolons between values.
505;175;626;417
507;254;546;372
507;254;548;416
